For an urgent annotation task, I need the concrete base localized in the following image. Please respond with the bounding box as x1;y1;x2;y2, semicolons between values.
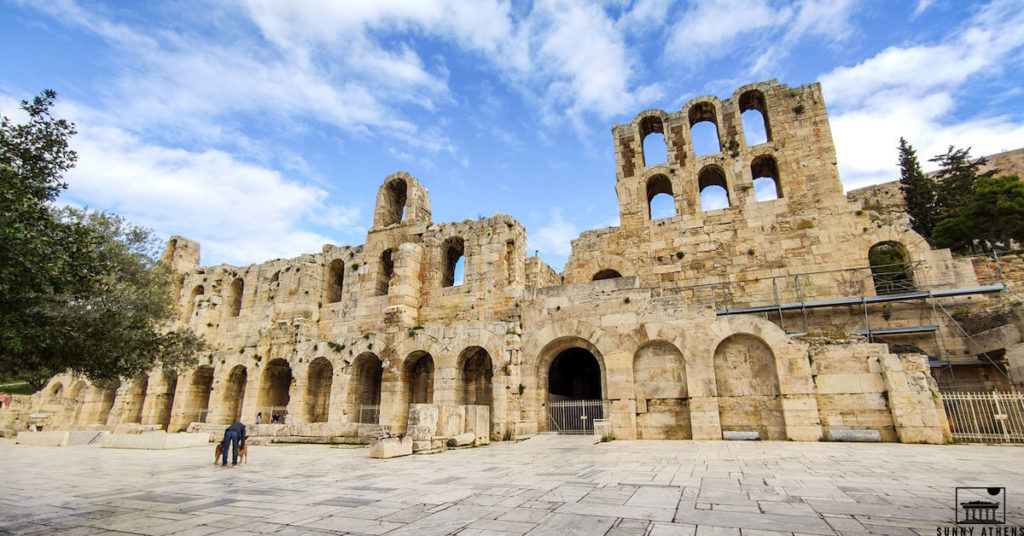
827;429;882;442
17;431;107;447
101;432;209;449
723;431;760;441
369;437;413;458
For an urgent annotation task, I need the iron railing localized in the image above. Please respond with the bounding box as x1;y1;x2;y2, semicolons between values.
941;391;1024;443
548;399;603;435
359;404;380;424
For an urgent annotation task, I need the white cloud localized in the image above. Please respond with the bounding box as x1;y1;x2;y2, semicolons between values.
529;208;579;257
822;0;1024;190
59;116;358;266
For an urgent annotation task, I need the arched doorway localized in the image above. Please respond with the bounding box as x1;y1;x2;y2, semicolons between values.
404;352;434;404
69;380;88;425
349;353;382;424
546;345;603;434
457;347;493;407
222;366;247;424
714;334;785;440
185;366;214;426
259;359;292;423
305;357;333;423
123;374;149;424
634;341;691;439
869;242;915;295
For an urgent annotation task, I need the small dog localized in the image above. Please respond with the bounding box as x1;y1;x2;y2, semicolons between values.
214;443;248;465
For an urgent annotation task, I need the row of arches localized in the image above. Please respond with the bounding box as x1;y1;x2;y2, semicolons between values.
639;89;773;168
647;155;782;219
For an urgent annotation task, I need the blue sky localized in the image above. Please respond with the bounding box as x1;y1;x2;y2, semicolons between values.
2;0;1023;271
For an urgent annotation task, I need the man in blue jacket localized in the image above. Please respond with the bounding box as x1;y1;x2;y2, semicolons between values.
221;422;246;466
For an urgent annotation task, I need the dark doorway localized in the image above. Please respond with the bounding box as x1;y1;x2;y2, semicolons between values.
548;347;602;401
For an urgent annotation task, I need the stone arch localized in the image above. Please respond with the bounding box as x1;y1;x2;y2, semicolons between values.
348;352;383;423
259;359;293;422
537;336;607;403
305;357;333;423
376;249;394;296
751;154;782;201
572;254;637;285
698;164;730;211
688;100;722;157
869;241;915;295
633;340;690;439
91;379;120;426
404;351;435;404
47;381;64;402
181;285;204;323
123;374;149;424
326;259;345;303
379;176;408;226
646;173;676;220
442;236;465;287
713;333;785;440
592;269;622;281
222;365;247;424
738;88;772;144
638;114;667;166
69;380;88;425
226;277;244;317
456;346;493;408
185;366;214;424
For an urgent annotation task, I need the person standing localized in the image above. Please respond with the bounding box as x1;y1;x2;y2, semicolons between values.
221;422;246;466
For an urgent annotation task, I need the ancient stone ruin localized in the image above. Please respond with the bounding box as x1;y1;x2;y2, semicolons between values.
16;79;1024;446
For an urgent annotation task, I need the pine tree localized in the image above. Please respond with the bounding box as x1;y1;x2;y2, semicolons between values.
897;138;936;238
930;146;997;221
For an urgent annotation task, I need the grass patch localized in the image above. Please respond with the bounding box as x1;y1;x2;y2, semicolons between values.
0;381;37;395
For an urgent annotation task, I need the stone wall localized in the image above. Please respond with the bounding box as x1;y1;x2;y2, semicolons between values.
22;79;1002;445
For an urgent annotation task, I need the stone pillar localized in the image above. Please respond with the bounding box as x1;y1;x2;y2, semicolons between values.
167;379;193;432
386;242;424;327
689;396;722;440
880;353;949;444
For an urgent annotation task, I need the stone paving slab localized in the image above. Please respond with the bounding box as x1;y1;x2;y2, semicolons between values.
1;436;1023;535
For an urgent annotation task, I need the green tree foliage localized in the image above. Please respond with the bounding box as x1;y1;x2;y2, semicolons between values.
897;138;936;237
932;175;1024;253
0;91;202;389
930;145;997;221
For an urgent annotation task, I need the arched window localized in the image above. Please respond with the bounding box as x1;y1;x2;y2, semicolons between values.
381;179;407;226
442;237;465;287
646;174;675;220
326;259;344;303
181;285;204;323
593;269;622;281
751;155;782;201
689;102;721;157
639;115;667;166
226;277;243;317
376;249;394;296
698;165;730;211
739;89;772;145
405;352;434;404
869;242;915;295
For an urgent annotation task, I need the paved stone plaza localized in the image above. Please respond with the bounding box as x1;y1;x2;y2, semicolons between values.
2;435;1022;535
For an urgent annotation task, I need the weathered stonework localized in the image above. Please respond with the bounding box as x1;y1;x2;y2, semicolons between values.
22;79;1017;445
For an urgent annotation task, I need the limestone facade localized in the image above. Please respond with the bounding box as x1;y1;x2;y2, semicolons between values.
25;79;1003;445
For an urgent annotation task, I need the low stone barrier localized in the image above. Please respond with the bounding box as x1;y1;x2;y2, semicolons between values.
369;437;412;458
16;430;107;447
723;431;760;440
101;431;209;449
826;429;882;442
512;421;538;442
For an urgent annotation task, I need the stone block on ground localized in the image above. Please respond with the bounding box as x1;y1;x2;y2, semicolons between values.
369;437;413;458
448;432;475;447
723;431;760;440
101;431;209;449
512;421;537;442
827;429;882;442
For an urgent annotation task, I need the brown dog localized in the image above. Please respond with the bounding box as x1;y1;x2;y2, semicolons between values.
214;443;248;464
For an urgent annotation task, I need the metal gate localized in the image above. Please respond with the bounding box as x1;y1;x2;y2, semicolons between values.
941;391;1024;443
548;399;603;435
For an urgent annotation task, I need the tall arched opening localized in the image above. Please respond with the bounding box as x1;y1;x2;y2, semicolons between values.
634;341;690;439
69;380;88;425
457;347;493;408
222;365;247;424
713;334;785;440
869;241;915;295
404;352;434;405
259;359;293;423
186;366;214;425
305;357;333;423
349;352;382;424
545;343;604;434
123;374;149;424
